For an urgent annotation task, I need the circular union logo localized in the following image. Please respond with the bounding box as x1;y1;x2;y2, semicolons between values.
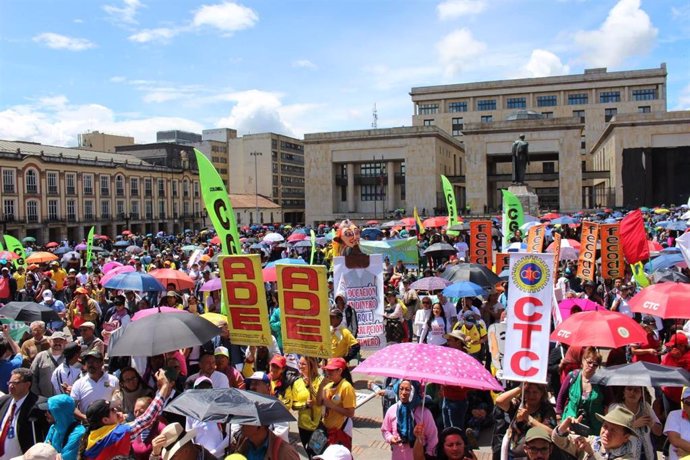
512;256;550;293
617;327;630;338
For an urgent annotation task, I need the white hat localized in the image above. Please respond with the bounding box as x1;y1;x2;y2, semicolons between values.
162;425;197;460
214;346;229;358
314;444;353;460
42;290;54;301
11;442;58;459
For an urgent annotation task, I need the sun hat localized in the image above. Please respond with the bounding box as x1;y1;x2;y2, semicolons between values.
594;406;637;437
444;330;469;343
525;426;552;443
162;424;198;460
11;442;58;460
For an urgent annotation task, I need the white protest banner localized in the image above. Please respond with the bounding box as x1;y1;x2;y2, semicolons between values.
503;253;555;384
333;254;385;350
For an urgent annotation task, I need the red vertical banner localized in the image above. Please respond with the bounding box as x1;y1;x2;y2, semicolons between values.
494;252;511;275
470;220;493;269
576;222;599;281
552;233;562;285
526;224;546;253
600;224;625;280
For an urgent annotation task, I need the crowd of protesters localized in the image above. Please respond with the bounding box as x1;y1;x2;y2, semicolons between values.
0;203;688;459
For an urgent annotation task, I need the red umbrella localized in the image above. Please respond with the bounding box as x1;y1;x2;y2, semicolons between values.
210;236;221;245
149;268;196;290
541;212;560;220
423;216;448;228
122;230;132;236
629;283;690;319
262;266;277;282
648;241;663;253
558;298;601;321
45;242;59;249
366;220;379;225
400;217;416;227
0;251;19;260
287;233;307;243
550;310;647;348
96;235;109;240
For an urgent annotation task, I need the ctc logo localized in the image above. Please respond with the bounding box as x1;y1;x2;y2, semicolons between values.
520;263;543;286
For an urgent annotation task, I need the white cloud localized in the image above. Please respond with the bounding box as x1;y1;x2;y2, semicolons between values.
103;0;143;24
436;28;487;77
574;0;657;67
128;27;179;43
33;33;96;51
437;0;486;20
192;2;258;33
216;90;294;136
675;83;690;110
292;59;317;70
520;49;570;78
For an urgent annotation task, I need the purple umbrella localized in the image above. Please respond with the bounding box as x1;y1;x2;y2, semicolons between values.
558;298;601;321
132;306;188;321
200;278;222;292
409;276;451;292
75;243;87;251
103;261;123;274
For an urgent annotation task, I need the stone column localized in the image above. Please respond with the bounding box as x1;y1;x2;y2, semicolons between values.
387;161;396;212
558;132;583;211
346;163;355;213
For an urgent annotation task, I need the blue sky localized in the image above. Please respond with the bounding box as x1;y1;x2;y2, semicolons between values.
1;0;688;147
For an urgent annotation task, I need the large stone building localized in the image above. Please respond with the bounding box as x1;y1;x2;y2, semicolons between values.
78;131;135;153
304;126;463;225
0;139;202;242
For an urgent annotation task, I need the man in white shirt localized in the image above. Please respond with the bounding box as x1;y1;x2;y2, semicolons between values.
453;236;469;261
51;341;82;395
185;352;229;389
70;350;119;418
0;368;49;457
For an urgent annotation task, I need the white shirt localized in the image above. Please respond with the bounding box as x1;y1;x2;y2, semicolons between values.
420;317;447;346
51;362;82;395
70;372;119;413
186;371;229;389
664;409;690;460
186;417;228;457
1;393;27;458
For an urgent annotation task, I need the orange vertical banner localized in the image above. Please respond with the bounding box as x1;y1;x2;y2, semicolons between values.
494;252;510;275
552;232;562;285
526;224;546;253
219;254;272;347
576;222;599;281
276;264;331;359
600;224;625;280
470;220;493;269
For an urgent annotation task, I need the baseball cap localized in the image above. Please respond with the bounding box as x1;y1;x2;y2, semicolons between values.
214;346;229;358
85;400;112;426
682;387;690;400
75;287;89;295
245;371;270;384
525;426;552;444
270;355;287;368
82;349;103;361
50;261;59;266
193;376;213;388
50;331;68;341
42;290;54;301
79;321;96;330
463;310;477;322
313;444;353;460
63;342;81;361
329;308;343;318
641;315;656;326
666;332;688;348
323;357;348;371
166;290;178;297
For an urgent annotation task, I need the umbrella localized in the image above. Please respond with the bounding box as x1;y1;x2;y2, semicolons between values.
60;251;81;262
381;220;404;229
262;266;278;283
103;272;166;292
506;242;527;252
108;309;220;356
164;388;295;425
287;233;307;243
422;216;448;228
645;253;687;272
361;228;383;240
90;246;106;253
652;268;690;284
654;208;670;214
545;239;581;260
558;298;601;321
209;236;221;245
0;301;60;323
366;220;379;225
201;312;227;325
126;245;143;254
181;245;200;253
132;306;186;321
550;216;579;225
264;258;308;268
113;240;130;248
200;278;222;292
665;222;688;231
519;221;542;233
498;269;509;281
409;276;451;292
53;246;73;255
352;342;502;391
591;361;690;387
75;243;88;251
102;261;123;274
550;310;647;348
442;281;487;298
423;242;457;257
149;268;195;290
292;240;312;248
262;233;284;243
629;282;690;319
22;236;36;243
647;241;664;253
0;251;19;261
448;222;470;231
540;212;561;220
440;263;502;289
100;265;135;285
26;251;59;264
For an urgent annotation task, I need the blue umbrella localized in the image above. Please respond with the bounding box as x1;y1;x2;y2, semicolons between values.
442;281;488;298
54;246;74;255
361;228;383;240
666;222;688;231
265;258;308;268
506;242;527;252
113;240;130;248
498;269;509;281
551;216;579;225
645;253;686;272
661;247;681;254
103;272;166;292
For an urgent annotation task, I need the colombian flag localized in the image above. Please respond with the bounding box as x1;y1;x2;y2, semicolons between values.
414;207;425;236
84;424;132;460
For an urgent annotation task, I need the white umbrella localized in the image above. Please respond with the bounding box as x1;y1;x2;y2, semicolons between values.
61;251;81;262
262;232;284;243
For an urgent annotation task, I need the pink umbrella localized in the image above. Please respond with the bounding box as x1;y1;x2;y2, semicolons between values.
353;342;502;391
558;298;601;321
75;243;88;251
262;266;277;283
287;233;307;243
100;265;135;286
132;306;188;321
199;278;222;292
103;261;123;274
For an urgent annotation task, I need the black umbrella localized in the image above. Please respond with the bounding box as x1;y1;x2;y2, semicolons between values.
164;388;295;425
108;309;220;357
652;268;690;284
0;301;60;323
591;361;690;387
440;263;502;289
113;240;130;248
423;242;457;257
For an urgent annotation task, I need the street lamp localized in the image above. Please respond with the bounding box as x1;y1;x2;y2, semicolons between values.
250;151;262;224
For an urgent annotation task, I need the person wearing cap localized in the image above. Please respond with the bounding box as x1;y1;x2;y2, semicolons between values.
29;331;67;397
579;280;604;306
267;354;299;408
553;406;637;459
149;422;211;460
316;357;356;450
70;349;119;416
661;333;690;413
185;352;230;389
313;444;353;460
43;394;86;460
664;387;690;460
630;315;661;364
40;289;66;331
610;283;634;318
51;341;82;395
17;273;38;302
163;291;183;310
522;426;555;460
329;308;360;362
20;320;51;365
66;287;99;332
456;310;487;361
214;346;245;389
50;261;67;294
244;371;272;395
608;385;661;460
75;321;105;357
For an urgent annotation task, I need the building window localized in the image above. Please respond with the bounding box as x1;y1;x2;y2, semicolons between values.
506;97;526;109
67;200;76;220
131;201;140;218
116;176;124;196
183;202;190;215
25;169;38;194
632;89;656;101
600;91;620;103
568;93;588;105
448;101;467;113
476;99;496;111
573;110;585;123
83;174;93;195
172;180;178;196
183;180;189;197
480;115;493;123
100;175;110;196
145;179;152;197
423;119;433;126
541;112;553;118
2;169;15;194
26;200;39;223
451;118;464;136
4;200;15;220
543;162;555;174
116;201;125;217
145;201;153;219
158;201;165;218
361;185;385;201
130;178;139;196
66;173;76;195
84;201;94;220
48;199;59;220
604;108;618;122
418;103;439;115
193;182;199;198
581;135;586;150
173;203;178;218
101;200;110;219
536;95;557;107
47;172;58;194
400;162;406;201
360;162;385;202
158;179;165;196
638;106;651;113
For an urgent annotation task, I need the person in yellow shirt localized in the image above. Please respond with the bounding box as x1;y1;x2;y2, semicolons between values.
12;266;26;291
50;261;67;291
317;357;356;451
456;310;487;361
329;309;359;362
289;356;326;456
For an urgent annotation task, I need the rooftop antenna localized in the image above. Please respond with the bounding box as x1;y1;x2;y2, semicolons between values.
371;103;378;129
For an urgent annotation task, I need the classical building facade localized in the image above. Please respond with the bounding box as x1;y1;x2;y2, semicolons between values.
304;126;463;225
0;139;202;242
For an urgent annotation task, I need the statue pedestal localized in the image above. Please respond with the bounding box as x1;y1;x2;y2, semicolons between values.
508;184;540;217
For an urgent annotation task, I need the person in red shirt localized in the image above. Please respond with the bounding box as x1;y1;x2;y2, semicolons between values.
661;332;690;413
630;315;661;364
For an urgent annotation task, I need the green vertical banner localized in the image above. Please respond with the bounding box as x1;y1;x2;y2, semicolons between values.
195;148;242;317
440;174;459;230
631;261;651;288
310;229;317;265
3;235;26;269
0;240;3;251
502;189;524;251
85;226;95;271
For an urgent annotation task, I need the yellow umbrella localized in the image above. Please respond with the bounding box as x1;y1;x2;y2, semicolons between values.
201;312;226;326
654;208;670;214
26;251;59;264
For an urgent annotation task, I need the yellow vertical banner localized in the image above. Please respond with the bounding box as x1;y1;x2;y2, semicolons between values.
552;232;562;286
526;224;546;253
219;254;272;347
576;222;598;281
469;220;493;268
276;264;331;358
600;224;625;280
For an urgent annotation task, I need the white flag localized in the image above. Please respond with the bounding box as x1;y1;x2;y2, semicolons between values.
676;232;690;268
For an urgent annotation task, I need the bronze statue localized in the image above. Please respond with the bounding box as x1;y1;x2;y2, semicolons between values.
511;134;529;185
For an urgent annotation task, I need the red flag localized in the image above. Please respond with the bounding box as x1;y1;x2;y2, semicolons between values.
619;209;650;264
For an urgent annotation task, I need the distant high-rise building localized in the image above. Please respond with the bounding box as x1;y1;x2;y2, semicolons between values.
157;130;202;145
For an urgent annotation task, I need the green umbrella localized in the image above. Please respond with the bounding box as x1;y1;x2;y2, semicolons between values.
22;236;36;243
